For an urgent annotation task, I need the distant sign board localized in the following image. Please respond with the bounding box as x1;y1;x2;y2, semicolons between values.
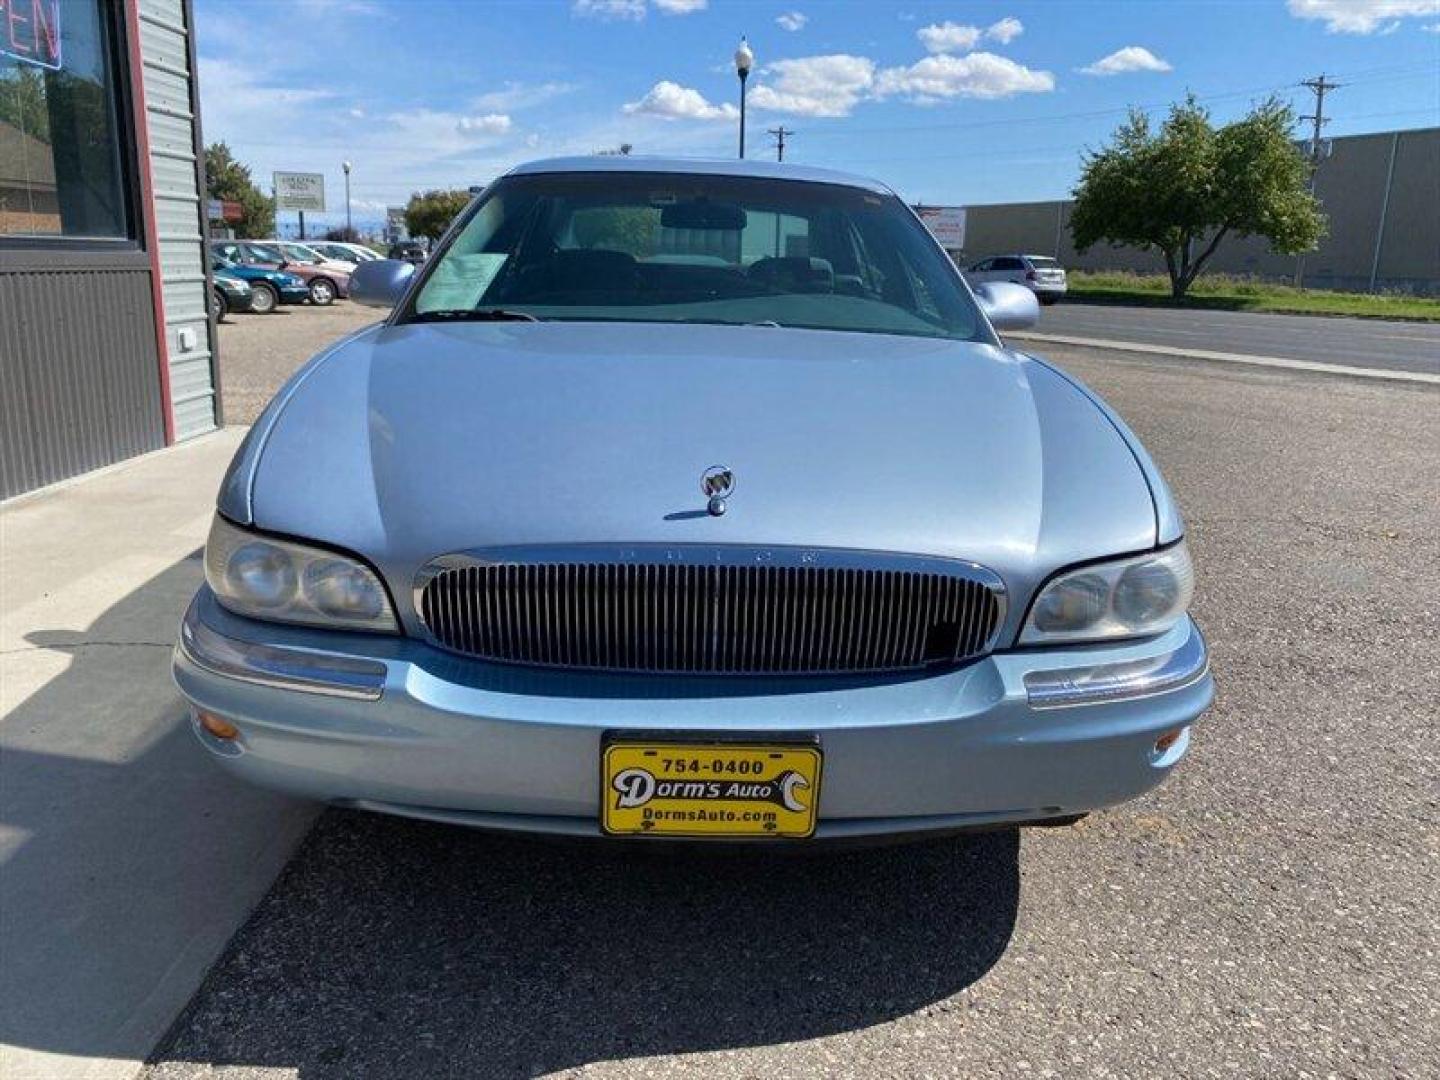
915;205;967;249
1;0;63;70
386;206;407;239
274;172;326;213
206;200;244;223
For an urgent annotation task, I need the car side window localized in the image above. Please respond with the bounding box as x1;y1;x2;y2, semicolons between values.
971;259;992;272
996;257;1023;272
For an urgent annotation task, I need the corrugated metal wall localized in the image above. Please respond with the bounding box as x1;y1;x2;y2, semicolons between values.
138;0;217;439
0;270;166;498
959;127;1440;296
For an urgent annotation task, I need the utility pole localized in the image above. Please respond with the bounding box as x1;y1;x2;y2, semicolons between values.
1299;74;1341;171
768;126;793;162
1294;74;1341;287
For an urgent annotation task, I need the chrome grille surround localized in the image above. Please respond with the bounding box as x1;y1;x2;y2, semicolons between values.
414;545;1006;675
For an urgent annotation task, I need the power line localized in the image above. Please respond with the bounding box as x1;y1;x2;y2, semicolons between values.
768;126;793;161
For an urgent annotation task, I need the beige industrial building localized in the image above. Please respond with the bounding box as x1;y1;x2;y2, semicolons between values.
957;126;1439;296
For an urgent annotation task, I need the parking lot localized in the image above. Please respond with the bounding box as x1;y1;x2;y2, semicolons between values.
131;305;1440;1078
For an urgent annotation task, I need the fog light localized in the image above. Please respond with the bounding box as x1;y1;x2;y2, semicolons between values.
197;710;239;740
1154;726;1186;754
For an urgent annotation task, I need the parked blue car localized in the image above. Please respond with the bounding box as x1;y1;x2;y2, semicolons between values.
175;158;1212;842
209;256;308;314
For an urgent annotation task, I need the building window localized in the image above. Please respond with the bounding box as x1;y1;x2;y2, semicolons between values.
1;0;131;240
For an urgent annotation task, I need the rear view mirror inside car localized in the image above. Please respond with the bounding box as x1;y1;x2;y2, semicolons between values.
659;201;748;231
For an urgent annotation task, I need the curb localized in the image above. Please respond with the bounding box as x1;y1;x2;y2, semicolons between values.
1007;332;1440;386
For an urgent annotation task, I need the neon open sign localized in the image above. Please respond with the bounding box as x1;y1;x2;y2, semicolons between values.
1;0;62;72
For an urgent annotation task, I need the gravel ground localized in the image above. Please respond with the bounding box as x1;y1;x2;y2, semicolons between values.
149;326;1439;1078
215;302;380;425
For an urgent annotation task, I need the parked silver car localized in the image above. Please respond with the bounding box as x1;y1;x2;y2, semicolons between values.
175;158;1210;842
965;253;1068;304
307;241;384;266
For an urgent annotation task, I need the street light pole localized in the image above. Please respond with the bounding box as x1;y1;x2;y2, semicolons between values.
342;160;353;237
734;38;753;159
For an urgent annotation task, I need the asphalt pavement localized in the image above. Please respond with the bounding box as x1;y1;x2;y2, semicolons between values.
1034;302;1440;375
141;324;1440;1078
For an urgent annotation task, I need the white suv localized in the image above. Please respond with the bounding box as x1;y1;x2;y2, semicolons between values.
964;254;1067;305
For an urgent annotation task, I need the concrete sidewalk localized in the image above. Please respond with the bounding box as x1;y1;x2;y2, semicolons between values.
1;430;315;1080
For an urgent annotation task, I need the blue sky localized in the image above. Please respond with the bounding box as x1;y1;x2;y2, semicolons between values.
195;0;1440;230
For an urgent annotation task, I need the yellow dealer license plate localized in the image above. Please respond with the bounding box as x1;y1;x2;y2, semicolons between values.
601;739;823;838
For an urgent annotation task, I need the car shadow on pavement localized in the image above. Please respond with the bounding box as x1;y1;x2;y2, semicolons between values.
149;810;1020;1077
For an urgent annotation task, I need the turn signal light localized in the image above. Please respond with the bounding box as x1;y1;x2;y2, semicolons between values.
1154;727;1186;754
197;711;239;740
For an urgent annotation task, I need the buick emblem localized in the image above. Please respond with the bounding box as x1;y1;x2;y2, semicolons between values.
701;465;735;516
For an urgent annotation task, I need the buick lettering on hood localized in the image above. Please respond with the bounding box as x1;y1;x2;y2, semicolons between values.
174;158;1212;842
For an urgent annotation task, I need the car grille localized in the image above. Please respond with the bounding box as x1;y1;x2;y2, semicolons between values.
416;550;1004;674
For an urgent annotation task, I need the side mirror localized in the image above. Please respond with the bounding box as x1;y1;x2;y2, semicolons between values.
973;281;1039;331
350;258;416;309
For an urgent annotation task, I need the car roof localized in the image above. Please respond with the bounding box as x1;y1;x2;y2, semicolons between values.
505;156;894;196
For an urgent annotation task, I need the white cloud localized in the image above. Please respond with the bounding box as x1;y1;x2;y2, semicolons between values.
986;16;1024;44
472;81;576;113
1078;46;1173;76
917;21;982;54
623;81;739;121
748;54;877;117
776;11;808;31
293;0;383;15
456;114;513;134
197;55;338;132
573;0;707;17
875;52;1055;102
573;0;647;19
1286;0;1439;33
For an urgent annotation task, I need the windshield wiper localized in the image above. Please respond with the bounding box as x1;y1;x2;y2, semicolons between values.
410;308;539;323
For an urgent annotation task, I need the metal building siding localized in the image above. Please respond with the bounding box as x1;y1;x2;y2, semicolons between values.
0;271;167;499
1378;129;1440;283
138;0;217;440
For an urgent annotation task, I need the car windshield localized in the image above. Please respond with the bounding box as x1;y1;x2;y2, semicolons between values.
281;244;323;263
406;171;986;342
247;244;287;263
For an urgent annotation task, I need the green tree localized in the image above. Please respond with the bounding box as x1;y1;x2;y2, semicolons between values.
1070;96;1325;298
204;142;274;238
571;206;658;256
0;67;51;143
404;189;471;241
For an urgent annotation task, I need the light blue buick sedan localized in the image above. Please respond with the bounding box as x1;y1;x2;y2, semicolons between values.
174;157;1212;841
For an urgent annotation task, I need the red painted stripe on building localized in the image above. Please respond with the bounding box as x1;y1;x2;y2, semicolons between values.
123;0;177;445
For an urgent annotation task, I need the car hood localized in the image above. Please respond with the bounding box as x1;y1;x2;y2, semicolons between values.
242;321;1158;628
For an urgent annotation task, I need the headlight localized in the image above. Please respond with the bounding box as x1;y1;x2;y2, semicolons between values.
1020;541;1194;645
204;515;398;632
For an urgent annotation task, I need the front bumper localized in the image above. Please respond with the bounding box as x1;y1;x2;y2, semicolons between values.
174;588;1212;839
219;287;254;312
